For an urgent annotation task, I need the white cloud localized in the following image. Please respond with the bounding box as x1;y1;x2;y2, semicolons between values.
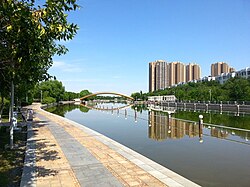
61;79;98;83
51;61;84;73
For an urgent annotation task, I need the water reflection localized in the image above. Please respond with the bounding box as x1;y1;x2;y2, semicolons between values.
148;110;202;141
80;103;133;111
148;109;250;144
47;103;250;144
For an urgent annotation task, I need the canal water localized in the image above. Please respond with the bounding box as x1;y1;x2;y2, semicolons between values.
47;103;250;187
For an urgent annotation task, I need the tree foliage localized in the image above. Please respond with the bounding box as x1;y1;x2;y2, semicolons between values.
34;80;65;102
0;0;79;112
79;90;91;97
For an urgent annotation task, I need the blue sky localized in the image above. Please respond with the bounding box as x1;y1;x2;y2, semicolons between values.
49;0;250;95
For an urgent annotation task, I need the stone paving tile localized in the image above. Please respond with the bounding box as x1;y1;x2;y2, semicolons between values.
35;112;123;187
32;117;80;187
35;107;168;187
30;104;200;187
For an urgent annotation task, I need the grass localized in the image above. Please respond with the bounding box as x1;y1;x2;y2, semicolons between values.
0;125;27;187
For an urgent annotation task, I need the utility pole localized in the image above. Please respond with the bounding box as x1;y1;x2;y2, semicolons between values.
40;90;43;103
10;80;14;149
209;89;212;101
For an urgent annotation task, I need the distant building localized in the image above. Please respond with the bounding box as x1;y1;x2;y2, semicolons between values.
236;67;250;79
149;61;156;92
149;60;201;92
215;72;236;84
211;62;234;77
213;67;249;84
199;76;216;82
186;63;201;82
148;95;177;103
171;61;186;85
149;60;167;92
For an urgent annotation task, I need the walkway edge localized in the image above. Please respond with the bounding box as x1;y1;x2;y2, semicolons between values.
41;107;201;187
20;122;36;187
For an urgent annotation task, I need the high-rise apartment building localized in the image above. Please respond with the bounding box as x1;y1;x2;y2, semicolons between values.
149;60;167;92
149;62;156;92
149;60;201;92
173;62;186;84
211;62;233;77
168;62;186;86
186;63;201;82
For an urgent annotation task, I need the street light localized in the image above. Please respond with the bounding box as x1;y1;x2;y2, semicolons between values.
40;90;43;103
209;89;211;102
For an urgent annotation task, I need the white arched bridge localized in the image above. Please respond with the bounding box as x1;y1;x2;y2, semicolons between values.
79;92;134;102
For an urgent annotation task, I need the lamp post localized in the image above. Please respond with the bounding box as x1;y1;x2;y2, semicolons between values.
40;90;43;103
209;89;211;102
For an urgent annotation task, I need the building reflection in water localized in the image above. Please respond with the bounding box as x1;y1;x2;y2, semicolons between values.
147;109;250;142
210;127;229;139
148;110;201;141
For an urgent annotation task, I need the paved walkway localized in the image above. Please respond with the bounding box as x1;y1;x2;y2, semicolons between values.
21;103;200;187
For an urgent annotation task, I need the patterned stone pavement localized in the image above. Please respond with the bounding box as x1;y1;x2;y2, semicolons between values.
21;103;200;187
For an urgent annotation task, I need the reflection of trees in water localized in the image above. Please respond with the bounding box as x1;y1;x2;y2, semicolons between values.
79;106;90;113
46;104;90;116
131;104;148;113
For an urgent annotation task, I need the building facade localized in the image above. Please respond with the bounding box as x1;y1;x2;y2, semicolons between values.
149;60;167;92
149;61;156;92
149;60;201;92
172;61;186;85
186;63;201;82
236;67;250;79
211;62;234;77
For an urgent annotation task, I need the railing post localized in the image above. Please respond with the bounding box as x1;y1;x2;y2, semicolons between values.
199;115;203;143
134;110;137;123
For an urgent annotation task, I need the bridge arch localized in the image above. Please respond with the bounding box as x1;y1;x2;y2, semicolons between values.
79;92;134;101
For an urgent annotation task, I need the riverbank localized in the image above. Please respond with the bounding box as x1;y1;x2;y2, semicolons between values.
21;103;200;187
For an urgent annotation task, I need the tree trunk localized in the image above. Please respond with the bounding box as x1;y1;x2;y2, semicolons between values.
0;95;4;121
10;80;14;149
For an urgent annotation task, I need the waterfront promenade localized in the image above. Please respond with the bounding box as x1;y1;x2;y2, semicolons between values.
21;103;200;187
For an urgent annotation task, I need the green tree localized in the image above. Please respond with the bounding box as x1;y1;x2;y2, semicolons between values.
63;91;79;101
131;92;141;100
34;80;65;102
79;90;91;97
223;77;250;101
1;0;78;148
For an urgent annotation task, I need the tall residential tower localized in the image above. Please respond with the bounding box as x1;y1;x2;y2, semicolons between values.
149;60;167;92
211;62;234;77
186;63;201;82
149;61;201;92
